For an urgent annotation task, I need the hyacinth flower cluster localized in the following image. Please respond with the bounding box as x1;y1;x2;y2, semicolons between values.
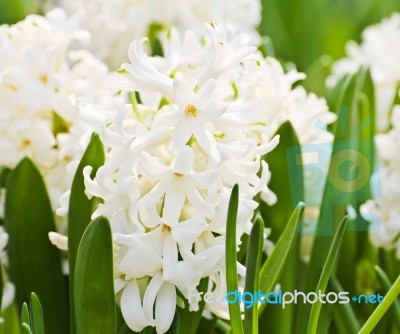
82;22;336;333
56;0;262;69
327;13;400;133
0;9;119;225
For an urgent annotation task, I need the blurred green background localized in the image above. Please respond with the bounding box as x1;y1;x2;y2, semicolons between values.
259;0;400;95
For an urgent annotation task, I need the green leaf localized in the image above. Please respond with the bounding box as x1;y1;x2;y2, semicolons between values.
68;133;105;333
307;217;348;334
329;275;360;333
74;216;116;334
29;293;45;334
178;278;208;334
21;323;32;334
52;111;70;136
0;258;3;312
21;303;30;328
299;67;376;332
225;184;243;334
5;158;69;334
0;303;19;334
359;274;400;333
374;266;400;331
244;217;264;334
258;202;305;315
197;316;217;334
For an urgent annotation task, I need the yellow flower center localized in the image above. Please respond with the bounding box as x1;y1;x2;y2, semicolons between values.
162;224;172;232
185;104;198;117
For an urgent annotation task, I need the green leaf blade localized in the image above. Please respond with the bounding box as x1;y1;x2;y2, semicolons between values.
225;184;243;334
29;293;45;334
244;217;264;334
307;217;348;334
5;158;68;334
74;216;116;334
68;133;105;333
258;202;305;314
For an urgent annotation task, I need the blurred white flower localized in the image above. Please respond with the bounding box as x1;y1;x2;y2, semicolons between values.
361;106;400;258
327;13;400;132
0;226;15;314
0;9;120;231
55;0;262;69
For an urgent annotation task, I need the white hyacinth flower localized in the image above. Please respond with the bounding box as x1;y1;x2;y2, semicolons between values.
83;21;335;332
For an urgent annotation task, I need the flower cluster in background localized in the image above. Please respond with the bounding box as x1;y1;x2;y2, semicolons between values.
55;0;262;69
328;13;400;133
362;106;400;258
0;9;119;227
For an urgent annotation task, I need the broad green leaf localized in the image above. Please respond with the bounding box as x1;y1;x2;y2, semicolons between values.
359;274;400;333
375;266;400;331
244;217;264;334
307;217;348;334
118;324;134;334
74;216;116;334
299;68;376;332
225;184;243;334
5;158;68;334
258;202;305;315
197;316;218;334
68;133;105;333
329;275;360;333
21;303;30;328
29;293;45;334
178;278;208;334
259;120;304;333
0;166;10;188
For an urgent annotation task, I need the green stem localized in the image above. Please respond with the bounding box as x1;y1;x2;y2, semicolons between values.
216;320;231;334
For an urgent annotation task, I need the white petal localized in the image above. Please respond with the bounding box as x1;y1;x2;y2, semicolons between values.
163;183;186;225
172;217;206;249
48;232;68;251
173;76;193;107
143;273;164;325
155;282;177;334
193;79;216;109
121;280;149;332
173;145;194;175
